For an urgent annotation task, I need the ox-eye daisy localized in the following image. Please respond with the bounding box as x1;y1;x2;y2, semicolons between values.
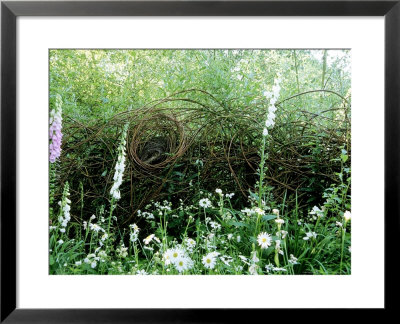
174;256;190;273
202;253;217;269
257;232;272;249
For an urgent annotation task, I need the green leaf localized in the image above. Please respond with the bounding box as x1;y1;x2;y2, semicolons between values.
226;221;250;229
262;214;277;222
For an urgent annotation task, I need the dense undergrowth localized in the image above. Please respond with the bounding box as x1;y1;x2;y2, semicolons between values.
49;49;351;275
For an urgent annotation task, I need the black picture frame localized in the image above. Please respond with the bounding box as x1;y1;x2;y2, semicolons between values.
1;0;398;322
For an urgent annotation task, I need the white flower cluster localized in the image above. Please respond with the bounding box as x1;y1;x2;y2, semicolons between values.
184;237;196;252
110;124;128;201
89;222;105;233
154;200;172;211
129;223;140;243
199;198;212;208
137;210;155;220
80;250;107;269
309;206;324;219
303;231;317;240
263;74;282;136
209;221;221;231
143;234;160;245
275;239;284;255
248;251;260;275
265;263;288;273
241;207;265;217
288;254;299;265
163;247;194;273
116;244;128;258
58;182;71;230
277;230;288;239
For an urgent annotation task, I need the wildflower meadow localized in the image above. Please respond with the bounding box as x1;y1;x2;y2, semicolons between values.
49;49;351;275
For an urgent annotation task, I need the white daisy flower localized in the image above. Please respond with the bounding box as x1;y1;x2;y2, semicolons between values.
174;256;190;273
143;234;155;245
202;253;217;269
170;248;185;264
257;232;272;249
163;249;174;265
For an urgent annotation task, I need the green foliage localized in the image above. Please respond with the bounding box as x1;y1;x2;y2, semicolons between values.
49;49;351;275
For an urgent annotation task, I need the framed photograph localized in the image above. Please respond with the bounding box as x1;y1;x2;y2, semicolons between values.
1;0;398;322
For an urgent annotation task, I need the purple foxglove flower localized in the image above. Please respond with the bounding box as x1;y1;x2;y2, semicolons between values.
49;94;63;163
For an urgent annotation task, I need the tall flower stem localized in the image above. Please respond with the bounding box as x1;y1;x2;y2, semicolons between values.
258;136;267;209
339;220;347;273
107;197;116;234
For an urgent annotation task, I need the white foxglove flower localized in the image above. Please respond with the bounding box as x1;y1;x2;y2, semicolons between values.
110;124;128;201
263;75;282;131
